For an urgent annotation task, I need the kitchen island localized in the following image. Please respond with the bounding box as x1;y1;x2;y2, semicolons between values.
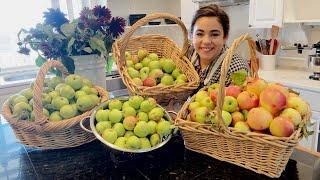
1;90;319;180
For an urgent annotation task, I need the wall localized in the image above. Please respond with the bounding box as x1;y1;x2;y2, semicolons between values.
107;0;180;25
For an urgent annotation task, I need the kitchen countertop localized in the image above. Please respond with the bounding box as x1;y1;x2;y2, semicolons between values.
259;69;320;93
1;91;320;179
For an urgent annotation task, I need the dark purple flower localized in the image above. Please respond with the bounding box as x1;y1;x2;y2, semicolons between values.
43;8;69;28
93;5;111;21
109;17;126;38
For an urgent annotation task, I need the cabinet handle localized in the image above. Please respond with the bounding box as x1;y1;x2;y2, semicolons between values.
248;24;252;27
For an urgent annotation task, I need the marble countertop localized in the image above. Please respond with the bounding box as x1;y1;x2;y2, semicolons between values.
258;69;320;93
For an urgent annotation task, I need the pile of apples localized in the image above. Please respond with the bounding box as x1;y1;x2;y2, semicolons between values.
94;95;175;150
8;74;101;121
187;76;309;137
125;49;188;87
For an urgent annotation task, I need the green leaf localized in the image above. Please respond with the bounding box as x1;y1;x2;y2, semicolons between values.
35;55;46;67
83;47;93;53
231;69;247;86
89;37;107;55
67;37;75;53
60;23;76;37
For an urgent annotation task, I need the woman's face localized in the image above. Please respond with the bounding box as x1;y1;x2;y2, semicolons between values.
192;16;227;62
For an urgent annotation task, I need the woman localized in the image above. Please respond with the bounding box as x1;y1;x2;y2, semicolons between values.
187;4;248;88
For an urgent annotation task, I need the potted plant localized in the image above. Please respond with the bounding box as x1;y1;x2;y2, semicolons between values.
17;6;126;88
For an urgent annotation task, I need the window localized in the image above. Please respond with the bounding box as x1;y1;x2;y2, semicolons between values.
0;0;106;73
0;1;50;72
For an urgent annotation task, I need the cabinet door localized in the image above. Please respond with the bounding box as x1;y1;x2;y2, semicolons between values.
181;0;199;30
298;111;319;151
248;0;284;28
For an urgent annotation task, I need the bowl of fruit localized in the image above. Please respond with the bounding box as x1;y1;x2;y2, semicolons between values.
82;95;177;153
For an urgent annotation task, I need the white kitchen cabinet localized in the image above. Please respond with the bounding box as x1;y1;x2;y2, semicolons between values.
299;111;319;151
180;0;199;30
248;0;284;28
289;87;320;151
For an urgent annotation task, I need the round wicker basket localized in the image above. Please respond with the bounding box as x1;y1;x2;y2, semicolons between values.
1;60;109;149
176;34;311;178
112;13;200;105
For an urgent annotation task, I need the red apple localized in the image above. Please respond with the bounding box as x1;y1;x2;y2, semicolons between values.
247;107;273;131
231;111;245;126
143;77;157;87
236;91;259;110
259;87;287;115
246;77;268;96
269;116;295;137
225;85;242;98
210;89;218;104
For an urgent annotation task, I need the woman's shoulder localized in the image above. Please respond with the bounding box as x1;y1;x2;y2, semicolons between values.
228;53;249;74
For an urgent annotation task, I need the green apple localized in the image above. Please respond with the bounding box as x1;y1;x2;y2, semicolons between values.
171;68;182;79
95;109;109;122
148;53;158;61
113;123;126;137
161;59;176;73
102;129;118;144
176;74;187;82
148;61;161;70
60;104;77;119
49;111;63;122
59;85;75;100
95;121;112;134
137;49;148;60
148;107;164;121
150;133;160;147
141;57;152;67
65;74;83;90
211;110;232;126
140;98;157;113
160;74;174;85
223;96;238;113
128;96;144;110
188;102;201;111
76;95;95;112
137;111;149;122
108;109;123;123
127;67;140;78
52;96;69;110
122;106;136;117
195;90;209;103
134;63;143;70
126;135;141;149
114;137;127;149
108;99;123;110
20;88;33;100
132;78;143;86
140;137;151;149
134;121;149;138
147;120;157;134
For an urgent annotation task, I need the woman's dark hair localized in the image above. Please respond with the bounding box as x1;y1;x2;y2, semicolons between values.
190;4;230;38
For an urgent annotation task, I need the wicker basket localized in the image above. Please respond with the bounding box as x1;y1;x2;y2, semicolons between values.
112;13;199;105
1;60;109;149
176;34;311;178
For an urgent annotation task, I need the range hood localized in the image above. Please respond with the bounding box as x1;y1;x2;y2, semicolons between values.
193;0;249;7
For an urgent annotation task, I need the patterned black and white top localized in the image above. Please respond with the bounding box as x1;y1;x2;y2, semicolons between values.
186;45;249;88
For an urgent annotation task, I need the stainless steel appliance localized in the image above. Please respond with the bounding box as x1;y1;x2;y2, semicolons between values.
308;42;320;80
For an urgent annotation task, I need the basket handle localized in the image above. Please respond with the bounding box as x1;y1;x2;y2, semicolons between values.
119;13;189;62
33;60;69;125
79;118;93;133
215;34;259;132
